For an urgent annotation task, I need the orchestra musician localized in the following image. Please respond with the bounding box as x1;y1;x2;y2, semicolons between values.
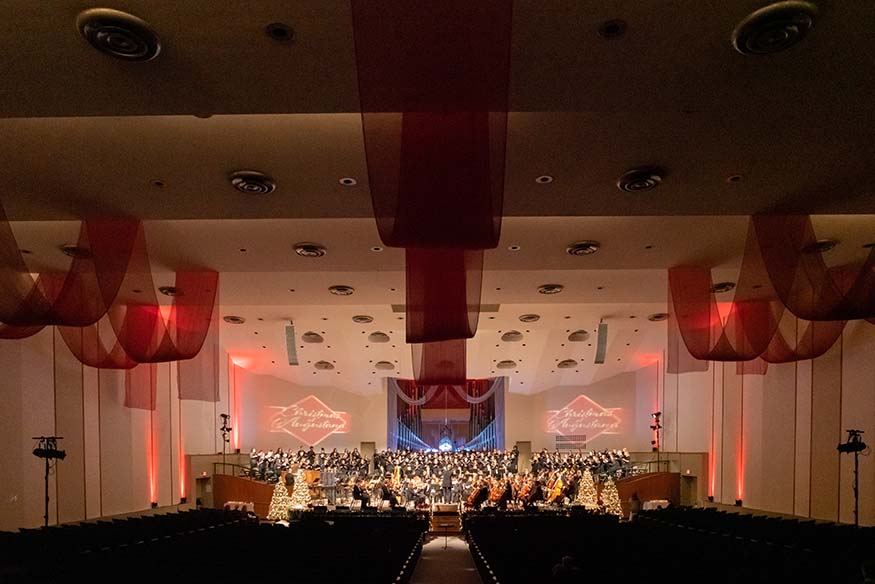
468;480;490;510
523;480;545;509
497;479;513;510
352;479;371;510
380;476;399;509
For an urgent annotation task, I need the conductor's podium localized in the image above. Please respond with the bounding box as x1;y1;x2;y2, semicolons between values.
430;503;461;534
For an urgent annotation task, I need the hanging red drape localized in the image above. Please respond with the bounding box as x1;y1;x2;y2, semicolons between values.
0;200;138;337
125;362;158;410
411;340;467;386
352;1;513;362
752;215;875;321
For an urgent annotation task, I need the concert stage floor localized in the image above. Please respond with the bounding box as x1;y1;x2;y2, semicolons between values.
410;535;482;584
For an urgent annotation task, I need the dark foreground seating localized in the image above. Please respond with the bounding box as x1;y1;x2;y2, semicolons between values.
464;507;875;584
0;508;428;584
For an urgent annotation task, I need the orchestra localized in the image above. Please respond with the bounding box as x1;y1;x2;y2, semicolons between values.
248;445;631;511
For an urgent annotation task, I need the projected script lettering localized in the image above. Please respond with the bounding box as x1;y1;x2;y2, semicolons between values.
544;395;622;441
269;395;349;445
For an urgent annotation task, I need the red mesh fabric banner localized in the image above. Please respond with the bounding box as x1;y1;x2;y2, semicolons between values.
406;248;482;343
737;358;768;376
753;214;875;321
177;287;220;402
669;224;784;363
396;378;492;409
125;362;157;410
0;204;138;328
761;316;845;363
352;1;511;248
411;340;467;386
57;223;218;375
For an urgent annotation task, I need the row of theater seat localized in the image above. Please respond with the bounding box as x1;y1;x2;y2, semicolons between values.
464;507;874;584
1;508;428;583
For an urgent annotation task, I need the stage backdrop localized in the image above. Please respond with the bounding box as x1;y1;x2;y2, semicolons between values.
236;369;387;452
505;370;644;453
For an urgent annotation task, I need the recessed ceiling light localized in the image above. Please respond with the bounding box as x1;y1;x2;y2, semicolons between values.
712;281;736;294
370;246;384;252
339;177;358;186
314;361;335;370
223;315;246;325
60;244;92;259
501;331;523;342
644;244;654;250
731;1;817;56
507;245;521;251
597;19;627;39
568;330;590;342
328;285;355;296
265;22;295;43
374;361;394;370
726;174;743;183
557;359;578;369
617;167;663;192
76;8;161;61
301;332;324;343
519;314;540;323
647;313;669;322
368;332;390;343
229;170;276;194
566;241;600;256
352;315;374;324
496;360;516;369
538;284;564;295
150;179;166;188
158;285;178;297
535;175;553;184
803;239;837;254
294;242;327;258
239;248;247;253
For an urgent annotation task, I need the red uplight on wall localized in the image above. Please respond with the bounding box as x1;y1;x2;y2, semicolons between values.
148;410;157;506
230;358;240;450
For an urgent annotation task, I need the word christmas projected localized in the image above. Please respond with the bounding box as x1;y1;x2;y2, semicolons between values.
544;394;622;442
269;395;349;445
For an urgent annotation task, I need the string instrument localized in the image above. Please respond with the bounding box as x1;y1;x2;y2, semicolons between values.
518;481;531;502
547;471;565;504
488;482;502;503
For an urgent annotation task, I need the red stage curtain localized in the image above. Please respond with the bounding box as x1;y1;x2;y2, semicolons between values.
125;362;157;410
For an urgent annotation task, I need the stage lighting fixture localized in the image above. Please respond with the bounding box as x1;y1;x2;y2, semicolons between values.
32;436;66;527
837;429;868;526
837;429;867;454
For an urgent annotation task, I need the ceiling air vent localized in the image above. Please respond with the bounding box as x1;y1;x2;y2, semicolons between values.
223;315;246;325
566;241;600;256
803;239;837;254
368;331;390;343
352;315;374;324
537;284;564;295
374;361;395;370
229;170;276;194
496;360;517;369
501;330;523;342
557;359;578;369
731;1;817;56
314;361;334;370
294;243;326;258
329;285;355;296
617;167;663;192
76;8;161;62
519;314;540;323
60;244;92;259
647;313;669;322
285;321;299;366
711;281;736;294
301;331;324;343
568;330;590;342
158;285;178;297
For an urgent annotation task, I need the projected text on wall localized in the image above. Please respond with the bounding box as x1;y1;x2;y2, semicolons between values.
269;395;349;446
544;394;622;442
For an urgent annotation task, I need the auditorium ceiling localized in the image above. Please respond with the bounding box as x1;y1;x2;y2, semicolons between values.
2;1;875;393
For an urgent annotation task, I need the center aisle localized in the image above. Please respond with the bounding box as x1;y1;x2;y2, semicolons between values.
410;535;482;584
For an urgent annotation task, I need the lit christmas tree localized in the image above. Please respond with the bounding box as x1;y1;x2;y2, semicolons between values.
266;474;292;521
289;468;311;509
573;469;598;510
600;476;622;518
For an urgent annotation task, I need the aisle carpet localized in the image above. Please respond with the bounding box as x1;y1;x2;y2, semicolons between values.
409;535;482;584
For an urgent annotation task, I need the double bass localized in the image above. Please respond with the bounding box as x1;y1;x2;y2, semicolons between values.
547;471;565;504
488;480;503;503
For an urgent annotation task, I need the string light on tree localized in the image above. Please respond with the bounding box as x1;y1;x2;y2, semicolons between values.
289;468;311;509
266;473;293;521
600;476;622;518
573;468;598;510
